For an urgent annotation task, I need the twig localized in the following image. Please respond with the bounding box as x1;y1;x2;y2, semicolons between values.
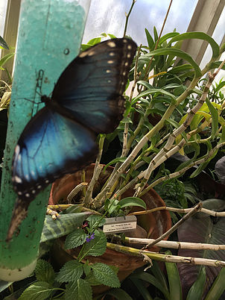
129;205;225;218
123;0;136;38
67;183;88;203
143;0;173;81
143;202;202;248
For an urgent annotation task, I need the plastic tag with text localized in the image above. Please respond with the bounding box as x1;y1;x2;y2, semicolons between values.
103;215;137;234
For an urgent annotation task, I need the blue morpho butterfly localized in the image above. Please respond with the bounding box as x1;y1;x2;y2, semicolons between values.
7;38;137;240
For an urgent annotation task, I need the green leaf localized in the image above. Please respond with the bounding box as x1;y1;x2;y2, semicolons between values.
214;80;225;93
87;215;106;229
0;53;14;68
165;251;182;300
132;86;176;105
158;32;180;46
105;288;133;300
146;48;202;77
92;263;120;288
169;32;220;58
129;277;153;300
129;271;170;300
145;28;154;50
150;261;169;293
0;36;9;49
103;157;126;171
35;259;55;285
220;125;225;143
87;37;102;46
41;213;91;243
206;97;218;139
186;267;206;300
121;116;133;123
65;229;87;249
80;230;107;258
205;267;225;300
83;263;91;277
85;270;102;286
119;197;146;209
56;261;83;283
65;279;92;300
18;282;53;300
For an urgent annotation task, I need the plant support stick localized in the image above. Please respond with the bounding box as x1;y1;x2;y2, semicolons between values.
0;0;91;281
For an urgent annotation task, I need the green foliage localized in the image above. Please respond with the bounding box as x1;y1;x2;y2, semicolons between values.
56;261;83;283
165;251;182;300
40;213;91;243
64;228;87;249
91;263;120;288
35;259;55;285
12;21;225;300
0;36;9;49
65;279;92;300
79;230;107;259
18;282;53;300
186;267;206;300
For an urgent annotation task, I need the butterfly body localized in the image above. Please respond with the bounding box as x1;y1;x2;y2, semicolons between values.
8;38;137;239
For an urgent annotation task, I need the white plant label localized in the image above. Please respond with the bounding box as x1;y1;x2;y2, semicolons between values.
103;215;137;234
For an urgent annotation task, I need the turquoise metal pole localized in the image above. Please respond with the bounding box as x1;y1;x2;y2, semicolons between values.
0;0;91;281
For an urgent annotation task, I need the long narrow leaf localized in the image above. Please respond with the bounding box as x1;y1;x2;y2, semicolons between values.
186;267;206;300
41;213;91;243
165;251;182;300
145;28;154;51
206;97;218;139
130;272;170;300
130;277;153;300
145;48;202;77
169;32;220;58
205;267;225;300
0;36;9;49
105;288;133;300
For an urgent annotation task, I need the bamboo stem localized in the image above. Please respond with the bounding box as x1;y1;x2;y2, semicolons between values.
107;243;225;267
125;237;225;251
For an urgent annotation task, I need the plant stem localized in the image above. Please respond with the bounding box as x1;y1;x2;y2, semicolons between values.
107;243;225;267
123;0;136;37
143;202;202;246
125;237;225;251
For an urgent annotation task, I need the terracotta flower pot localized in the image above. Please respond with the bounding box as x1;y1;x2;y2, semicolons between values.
49;164;171;293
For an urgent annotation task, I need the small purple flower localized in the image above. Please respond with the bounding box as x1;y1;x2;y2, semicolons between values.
86;233;95;242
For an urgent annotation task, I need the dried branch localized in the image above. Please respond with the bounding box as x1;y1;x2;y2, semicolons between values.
125;237;225;251
143;202;202;248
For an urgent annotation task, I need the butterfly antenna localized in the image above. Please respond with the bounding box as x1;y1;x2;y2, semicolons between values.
35;69;45;96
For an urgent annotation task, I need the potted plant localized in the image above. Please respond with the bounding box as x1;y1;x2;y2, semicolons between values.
2;7;225;299
13;26;224;299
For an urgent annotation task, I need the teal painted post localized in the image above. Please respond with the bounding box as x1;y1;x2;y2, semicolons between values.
0;0;91;281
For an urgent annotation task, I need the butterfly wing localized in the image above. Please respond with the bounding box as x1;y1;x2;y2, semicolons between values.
52;38;137;133
9;38;137;240
12;106;98;202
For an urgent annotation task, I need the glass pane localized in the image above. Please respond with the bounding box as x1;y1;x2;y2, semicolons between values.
83;0;198;44
0;0;8;37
